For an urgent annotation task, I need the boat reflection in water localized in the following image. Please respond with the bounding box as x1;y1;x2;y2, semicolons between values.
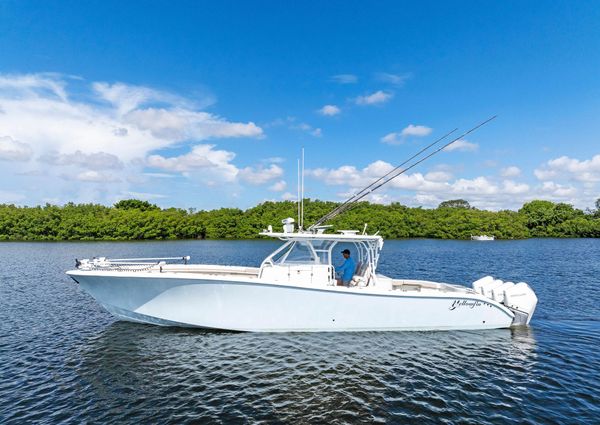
75;323;538;422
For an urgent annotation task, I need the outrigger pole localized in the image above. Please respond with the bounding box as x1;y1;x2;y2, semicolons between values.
309;116;497;230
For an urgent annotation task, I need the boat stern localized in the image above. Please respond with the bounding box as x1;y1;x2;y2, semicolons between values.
472;276;538;326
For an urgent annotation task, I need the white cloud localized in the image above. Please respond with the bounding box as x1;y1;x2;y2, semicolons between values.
306;160;550;210
269;180;287;192
389;173;449;192
381;124;432;144
72;170;120;183
0;73;266;204
143;172;177;179
540;181;578;197
451;177;497;195
501;166;521;177
147;147;285;188
281;192;297;201
375;72;410;86
401;124;432;137
305;154;600;210
534;168;557;180
363;160;395;176
308;160;447;192
381;132;401;144
40;150;123;170
331;74;358;84
113;127;128;136
291;122;322;137
369;193;392;204
355;90;393;106
425;171;453;182
309;163;380;188
308;161;536;208
502;180;529;194
93;81;196;115
444;139;478;152
0;73;67;101
120;191;167;201
0;74;262;162
414;193;439;206
534;154;600;183
295;123;308;131
146;144;238;180
318;104;341;116
124;107;262;141
141;143;286;187
0;136;33;161
269;117;321;137
238;164;284;185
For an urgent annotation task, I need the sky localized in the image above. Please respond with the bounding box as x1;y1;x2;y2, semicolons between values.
1;0;599;211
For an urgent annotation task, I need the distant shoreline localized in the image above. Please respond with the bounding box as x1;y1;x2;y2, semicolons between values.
1;198;599;241
1;236;598;243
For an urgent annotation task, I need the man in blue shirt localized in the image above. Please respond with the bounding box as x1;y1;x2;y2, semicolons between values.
336;249;356;287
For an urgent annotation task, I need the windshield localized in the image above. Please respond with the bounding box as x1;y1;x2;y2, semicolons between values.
284;241;314;263
275;240;335;265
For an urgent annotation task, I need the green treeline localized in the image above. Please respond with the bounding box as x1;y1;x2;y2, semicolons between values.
0;198;599;241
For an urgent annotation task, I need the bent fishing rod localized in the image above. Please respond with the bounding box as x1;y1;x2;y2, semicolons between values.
309;115;497;230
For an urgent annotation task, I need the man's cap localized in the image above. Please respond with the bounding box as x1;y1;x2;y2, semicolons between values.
341;249;351;254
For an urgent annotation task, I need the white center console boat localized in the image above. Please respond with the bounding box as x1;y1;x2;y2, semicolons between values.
67;220;537;332
66;117;538;332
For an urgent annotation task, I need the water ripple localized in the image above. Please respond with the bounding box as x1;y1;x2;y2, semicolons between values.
1;239;600;423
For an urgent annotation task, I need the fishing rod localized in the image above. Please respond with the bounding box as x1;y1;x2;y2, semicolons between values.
309;115;497;230
309;127;458;229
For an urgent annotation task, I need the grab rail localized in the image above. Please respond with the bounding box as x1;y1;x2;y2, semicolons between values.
74;256;190;271
107;256;190;264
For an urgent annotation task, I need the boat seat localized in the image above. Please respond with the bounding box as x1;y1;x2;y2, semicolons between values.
350;262;371;287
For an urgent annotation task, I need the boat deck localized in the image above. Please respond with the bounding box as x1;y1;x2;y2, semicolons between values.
158;264;261;278
153;266;473;295
390;279;474;294
72;262;476;297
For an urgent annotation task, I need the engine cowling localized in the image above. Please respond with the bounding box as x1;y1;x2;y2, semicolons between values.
472;276;538;326
504;282;538;325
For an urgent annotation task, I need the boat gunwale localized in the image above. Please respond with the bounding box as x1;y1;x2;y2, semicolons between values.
67;269;515;319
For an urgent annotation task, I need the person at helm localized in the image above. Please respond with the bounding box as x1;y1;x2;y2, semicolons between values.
336;249;355;287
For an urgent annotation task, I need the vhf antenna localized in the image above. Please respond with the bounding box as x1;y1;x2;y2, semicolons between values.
297;158;301;227
309;116;497;230
301;147;305;230
296;148;305;231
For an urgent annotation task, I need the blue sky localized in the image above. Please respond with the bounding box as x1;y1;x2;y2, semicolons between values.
1;1;599;210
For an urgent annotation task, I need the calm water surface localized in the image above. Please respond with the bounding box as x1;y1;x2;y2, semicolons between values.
1;239;599;423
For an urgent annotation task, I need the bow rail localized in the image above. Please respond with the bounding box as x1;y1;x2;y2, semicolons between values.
74;256;190;271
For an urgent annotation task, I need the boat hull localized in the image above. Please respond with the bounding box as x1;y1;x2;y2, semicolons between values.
69;272;515;332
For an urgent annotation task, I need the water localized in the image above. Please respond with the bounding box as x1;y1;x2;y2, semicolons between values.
1;239;599;424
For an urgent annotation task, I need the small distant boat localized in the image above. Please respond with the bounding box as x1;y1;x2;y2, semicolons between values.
471;235;495;241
